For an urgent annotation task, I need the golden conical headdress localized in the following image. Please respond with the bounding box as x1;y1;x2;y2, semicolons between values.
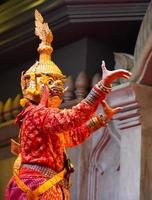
21;10;65;106
25;10;63;78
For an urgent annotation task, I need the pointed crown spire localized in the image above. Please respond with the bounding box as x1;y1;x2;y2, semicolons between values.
25;10;64;78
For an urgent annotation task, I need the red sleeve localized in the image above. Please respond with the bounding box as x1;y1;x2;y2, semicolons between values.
43;100;98;134
63;124;91;147
63;115;106;147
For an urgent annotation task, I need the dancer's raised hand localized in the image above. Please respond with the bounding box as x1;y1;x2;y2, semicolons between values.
101;61;132;87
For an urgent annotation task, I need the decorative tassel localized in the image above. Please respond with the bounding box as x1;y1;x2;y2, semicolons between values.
20;98;29;107
40;85;49;106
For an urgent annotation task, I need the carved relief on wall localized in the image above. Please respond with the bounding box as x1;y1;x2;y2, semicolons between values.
87;82;140;200
87;127;119;200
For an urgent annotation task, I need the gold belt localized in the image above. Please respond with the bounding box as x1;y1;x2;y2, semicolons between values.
13;167;67;200
21;163;57;177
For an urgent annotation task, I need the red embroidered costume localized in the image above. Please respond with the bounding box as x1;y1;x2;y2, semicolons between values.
5;10;131;200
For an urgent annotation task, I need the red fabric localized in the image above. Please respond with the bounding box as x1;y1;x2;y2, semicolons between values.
63;124;91;147
18;100;98;172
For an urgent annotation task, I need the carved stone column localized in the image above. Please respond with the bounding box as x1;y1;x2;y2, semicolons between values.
108;83;141;200
87;82;148;200
109;82;152;200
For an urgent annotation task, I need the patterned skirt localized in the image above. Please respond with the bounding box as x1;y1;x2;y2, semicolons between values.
5;168;70;200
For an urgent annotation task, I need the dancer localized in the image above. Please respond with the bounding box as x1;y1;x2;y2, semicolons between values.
5;10;131;200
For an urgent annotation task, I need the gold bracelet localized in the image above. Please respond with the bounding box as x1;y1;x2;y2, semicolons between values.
97;81;112;94
87;116;104;131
